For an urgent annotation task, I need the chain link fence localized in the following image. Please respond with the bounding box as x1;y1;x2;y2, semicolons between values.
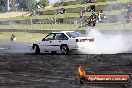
0;17;132;32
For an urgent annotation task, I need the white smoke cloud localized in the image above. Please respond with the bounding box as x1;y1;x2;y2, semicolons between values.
78;28;130;54
7;42;31;53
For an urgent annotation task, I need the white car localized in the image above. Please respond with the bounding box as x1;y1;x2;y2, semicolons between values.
32;31;94;54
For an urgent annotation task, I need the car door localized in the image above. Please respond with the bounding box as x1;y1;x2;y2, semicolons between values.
40;33;55;51
52;33;68;51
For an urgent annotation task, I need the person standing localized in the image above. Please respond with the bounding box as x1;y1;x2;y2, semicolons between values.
10;34;16;42
80;11;84;23
86;13;97;27
97;12;102;23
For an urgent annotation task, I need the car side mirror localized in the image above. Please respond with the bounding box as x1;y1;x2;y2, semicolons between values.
42;38;45;41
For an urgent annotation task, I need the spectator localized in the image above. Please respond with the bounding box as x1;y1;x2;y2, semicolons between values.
80;11;84;23
11;34;16;42
86;13;97;27
96;11;103;23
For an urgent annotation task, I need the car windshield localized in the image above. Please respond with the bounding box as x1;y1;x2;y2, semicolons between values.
66;32;84;38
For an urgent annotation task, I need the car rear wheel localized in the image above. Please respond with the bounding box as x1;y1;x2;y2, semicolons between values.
61;45;69;54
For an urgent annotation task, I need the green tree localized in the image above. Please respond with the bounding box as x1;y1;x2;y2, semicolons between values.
38;0;49;8
0;0;5;11
16;0;37;11
0;0;4;6
10;0;17;11
27;0;36;11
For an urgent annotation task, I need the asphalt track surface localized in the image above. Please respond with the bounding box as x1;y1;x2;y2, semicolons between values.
0;30;132;88
0;54;132;88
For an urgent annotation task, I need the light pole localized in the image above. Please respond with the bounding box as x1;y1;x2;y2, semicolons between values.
6;0;10;11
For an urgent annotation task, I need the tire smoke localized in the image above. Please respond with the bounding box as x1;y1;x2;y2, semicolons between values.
7;42;31;53
78;28;130;54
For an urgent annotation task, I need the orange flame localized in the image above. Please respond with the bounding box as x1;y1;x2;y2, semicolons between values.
78;66;86;76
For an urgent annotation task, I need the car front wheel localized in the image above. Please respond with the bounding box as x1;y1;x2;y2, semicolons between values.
33;45;40;54
61;45;69;54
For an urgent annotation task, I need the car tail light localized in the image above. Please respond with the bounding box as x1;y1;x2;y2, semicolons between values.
88;38;94;42
76;39;86;42
76;38;94;42
76;39;88;42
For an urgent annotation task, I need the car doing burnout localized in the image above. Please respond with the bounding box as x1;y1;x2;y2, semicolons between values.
32;31;94;54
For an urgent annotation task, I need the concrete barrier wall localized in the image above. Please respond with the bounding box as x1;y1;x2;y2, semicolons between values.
107;15;125;23
39;9;66;15
39;10;56;15
53;1;84;7
96;5;111;11
0;21;9;25
53;0;107;7
66;7;85;13
32;18;64;24
0;19;31;25
76;0;106;3
63;17;79;24
39;7;85;15
15;19;31;24
63;16;89;24
94;0;106;2
40;3;127;15
65;1;83;5
96;3;127;11
0;14;129;25
32;19;55;24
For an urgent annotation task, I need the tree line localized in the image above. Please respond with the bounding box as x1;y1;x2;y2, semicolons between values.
0;0;49;11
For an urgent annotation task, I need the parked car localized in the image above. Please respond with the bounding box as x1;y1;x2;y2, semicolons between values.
32;31;94;54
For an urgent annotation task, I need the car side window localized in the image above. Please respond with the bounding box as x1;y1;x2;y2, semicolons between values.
44;33;55;41
54;33;68;40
